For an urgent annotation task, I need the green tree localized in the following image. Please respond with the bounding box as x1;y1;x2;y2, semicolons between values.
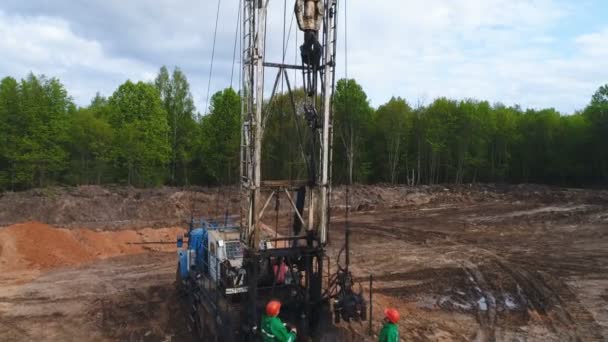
198;88;241;184
260;88;314;181
67;107;113;185
333;79;373;184
371;97;412;183
27;75;72;187
155;66;198;184
591;85;608;104
584;84;608;181
511;108;561;183
3;72;608;190
0;77;20;189
449;100;490;184
486;104;519;182
0;74;72;189
554;113;589;185
420;98;457;184
108;81;170;186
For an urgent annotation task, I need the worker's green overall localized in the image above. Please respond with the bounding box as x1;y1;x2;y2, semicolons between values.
378;322;399;342
261;315;296;342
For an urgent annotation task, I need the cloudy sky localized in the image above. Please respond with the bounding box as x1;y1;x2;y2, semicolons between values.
1;0;607;113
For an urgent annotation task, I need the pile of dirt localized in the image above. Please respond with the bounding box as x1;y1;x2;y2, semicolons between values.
1;184;607;230
332;183;608;212
0;185;240;230
0;221;184;272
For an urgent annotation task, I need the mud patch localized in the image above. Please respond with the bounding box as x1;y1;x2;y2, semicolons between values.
87;284;193;342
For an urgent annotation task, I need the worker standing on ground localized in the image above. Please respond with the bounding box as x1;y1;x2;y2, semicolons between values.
261;300;297;342
378;308;400;342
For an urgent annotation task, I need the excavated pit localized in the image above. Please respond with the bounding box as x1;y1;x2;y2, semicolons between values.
1;185;607;341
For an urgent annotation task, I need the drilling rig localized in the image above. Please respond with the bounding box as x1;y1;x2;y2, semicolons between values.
176;1;367;340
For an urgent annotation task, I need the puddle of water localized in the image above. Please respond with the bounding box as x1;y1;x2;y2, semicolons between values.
505;295;518;310
478;297;488;311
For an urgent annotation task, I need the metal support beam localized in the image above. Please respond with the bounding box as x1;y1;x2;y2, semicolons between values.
264;62;309;70
262;68;283;129
257;190;276;221
369;274;373;336
236;1;356;340
319;0;338;245
284;189;306;227
308;187;315;231
251;0;268;250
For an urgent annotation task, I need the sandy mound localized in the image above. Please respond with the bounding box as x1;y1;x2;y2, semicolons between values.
0;222;184;272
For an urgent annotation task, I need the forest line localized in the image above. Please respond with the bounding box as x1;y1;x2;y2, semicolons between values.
0;67;606;191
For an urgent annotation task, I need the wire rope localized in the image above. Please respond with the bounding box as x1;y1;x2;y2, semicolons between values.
343;0;352;270
231;0;242;89
204;0;222;114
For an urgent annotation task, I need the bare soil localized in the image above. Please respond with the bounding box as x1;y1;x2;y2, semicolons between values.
1;185;607;341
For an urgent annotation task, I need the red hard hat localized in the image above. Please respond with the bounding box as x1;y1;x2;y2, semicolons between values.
384;308;400;323
266;300;281;316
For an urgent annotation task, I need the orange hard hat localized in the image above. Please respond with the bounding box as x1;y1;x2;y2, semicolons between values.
384;308;400;323
266;300;281;316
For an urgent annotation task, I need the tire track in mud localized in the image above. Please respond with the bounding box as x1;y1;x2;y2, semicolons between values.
464;247;605;341
493;258;605;342
464;255;603;342
347;221;449;245
346;221;604;341
460;261;497;342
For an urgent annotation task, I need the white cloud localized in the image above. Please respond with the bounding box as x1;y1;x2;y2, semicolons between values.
334;0;597;112
0;11;156;103
0;1;606;113
576;28;608;57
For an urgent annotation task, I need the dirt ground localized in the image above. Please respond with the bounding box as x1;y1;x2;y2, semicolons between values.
1;185;607;341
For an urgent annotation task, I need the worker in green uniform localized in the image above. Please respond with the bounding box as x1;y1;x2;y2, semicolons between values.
261;300;297;342
378;308;400;342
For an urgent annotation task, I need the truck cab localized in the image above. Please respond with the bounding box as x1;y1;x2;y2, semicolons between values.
207;229;247;294
177;222;248;296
